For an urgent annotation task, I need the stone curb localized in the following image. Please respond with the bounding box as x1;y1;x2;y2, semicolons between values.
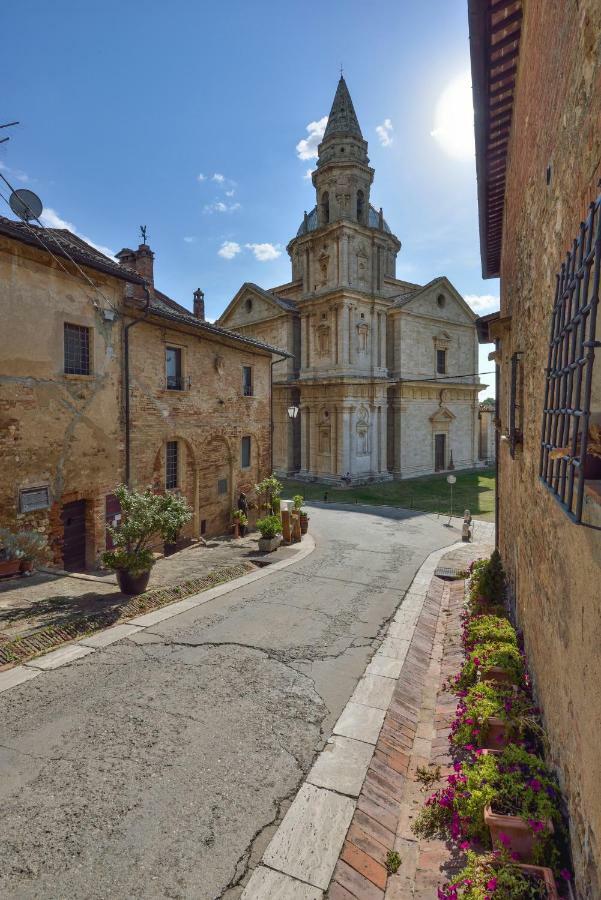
240;541;465;900
0;535;316;696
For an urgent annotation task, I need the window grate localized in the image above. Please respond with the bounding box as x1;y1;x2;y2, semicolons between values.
242;366;253;397
166;441;179;490
64;323;90;375
241;436;251;469
217;478;228;495
509;352;523;459
539;192;601;523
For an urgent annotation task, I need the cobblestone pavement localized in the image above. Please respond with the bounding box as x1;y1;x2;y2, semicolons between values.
0;504;467;900
0;531;294;639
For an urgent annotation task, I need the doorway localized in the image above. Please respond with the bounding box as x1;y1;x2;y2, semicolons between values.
434;433;446;472
61;500;87;571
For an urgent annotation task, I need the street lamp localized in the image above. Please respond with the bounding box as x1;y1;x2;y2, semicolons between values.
287;405;299;419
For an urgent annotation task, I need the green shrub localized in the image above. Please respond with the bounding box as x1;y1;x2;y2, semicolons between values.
466;615;517;649
469;550;506;605
439;850;551;899
256;515;282;539
102;548;155;575
292;494;304;510
454;642;524;692
451;682;533;748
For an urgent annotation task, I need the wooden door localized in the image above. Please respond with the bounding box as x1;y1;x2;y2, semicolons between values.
434;434;446;472
61;500;87;571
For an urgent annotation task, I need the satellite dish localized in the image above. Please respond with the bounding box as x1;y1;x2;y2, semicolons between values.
9;188;43;222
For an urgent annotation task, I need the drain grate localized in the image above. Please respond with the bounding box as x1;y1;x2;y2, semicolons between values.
433;566;463;580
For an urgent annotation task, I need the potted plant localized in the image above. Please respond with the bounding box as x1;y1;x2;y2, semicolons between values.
13;530;50;574
232;509;248;537
412;745;562;866
254;474;283;515
438;850;560;899
163;526;179;557
464;614;517;651
0;528;25;578
453;641;524;692
293;493;309;534
451;682;534;751
102;485;192;594
256;514;282;552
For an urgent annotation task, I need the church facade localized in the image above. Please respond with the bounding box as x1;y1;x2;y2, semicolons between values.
218;77;485;484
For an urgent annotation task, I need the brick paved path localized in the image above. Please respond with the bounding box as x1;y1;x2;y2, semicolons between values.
327;547;479;899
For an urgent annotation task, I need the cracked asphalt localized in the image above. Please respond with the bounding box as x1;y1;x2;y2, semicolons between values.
0;503;459;899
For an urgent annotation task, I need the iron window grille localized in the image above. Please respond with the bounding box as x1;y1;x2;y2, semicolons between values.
242;366;253;397
509;352;524;458
241;436;251;469
166;347;187;390
166;441;179;490
539;191;601;523
217;478;228;496
64;323;91;375
436;349;447;375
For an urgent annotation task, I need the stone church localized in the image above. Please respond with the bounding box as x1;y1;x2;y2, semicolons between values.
218;77;485;484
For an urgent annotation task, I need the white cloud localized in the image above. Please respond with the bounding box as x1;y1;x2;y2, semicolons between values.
40;207;115;259
431;72;475;160
204;200;240;213
0;161;29;183
183;236;196;243
376;118;394;147
212;173;225;183
296;116;328;160
225;189;235;197
218;241;241;260
197;173;206;182
245;242;281;262
303;168;314;181
464;293;500;313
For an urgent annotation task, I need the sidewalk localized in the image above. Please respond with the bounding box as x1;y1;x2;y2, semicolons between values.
240;536;492;899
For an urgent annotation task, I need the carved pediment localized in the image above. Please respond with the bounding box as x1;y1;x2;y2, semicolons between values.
429;406;456;425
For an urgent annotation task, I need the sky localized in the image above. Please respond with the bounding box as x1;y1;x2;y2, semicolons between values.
2;0;498;396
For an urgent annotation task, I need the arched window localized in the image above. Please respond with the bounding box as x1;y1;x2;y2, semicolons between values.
321;191;330;225
357;189;365;223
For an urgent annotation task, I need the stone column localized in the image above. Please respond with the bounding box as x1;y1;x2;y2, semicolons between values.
340;234;349;287
379;404;387;473
334;305;339;366
348;305;354;367
380;312;387;370
369;406;378;474
341;302;350;367
300;404;310;474
309;407;318;475
370;306;377;373
305;315;311;369
341;406;352;476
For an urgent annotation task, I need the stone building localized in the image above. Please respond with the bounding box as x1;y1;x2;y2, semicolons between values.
0;219;282;569
469;0;601;893
478;399;496;464
218;77;484;483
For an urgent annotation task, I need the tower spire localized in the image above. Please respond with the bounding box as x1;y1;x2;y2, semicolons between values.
323;75;363;141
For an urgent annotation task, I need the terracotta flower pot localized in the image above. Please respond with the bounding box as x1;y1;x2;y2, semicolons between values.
484;804;554;862
163;542;177;557
515;864;559;899
0;558;22;578
116;568;151;596
299;513;309;535
481;715;511;750
481;665;517;686
20;559;35;574
232;523;240;539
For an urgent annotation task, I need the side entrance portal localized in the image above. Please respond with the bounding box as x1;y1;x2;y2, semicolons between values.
61;500;87;571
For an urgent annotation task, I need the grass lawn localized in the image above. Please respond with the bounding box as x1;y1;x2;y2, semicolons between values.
281;468;496;521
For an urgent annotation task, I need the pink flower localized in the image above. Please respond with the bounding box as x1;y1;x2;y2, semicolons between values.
528;819;546;833
486;878;498;890
459;840;470;850
498;831;511;846
560;869;572;881
529;778;542;792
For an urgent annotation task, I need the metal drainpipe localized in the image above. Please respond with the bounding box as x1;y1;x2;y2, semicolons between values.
494;338;500;550
270;354;290;474
124;285;151;487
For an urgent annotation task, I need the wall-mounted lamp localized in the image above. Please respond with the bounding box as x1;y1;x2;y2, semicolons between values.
102;308;117;322
287;405;299;419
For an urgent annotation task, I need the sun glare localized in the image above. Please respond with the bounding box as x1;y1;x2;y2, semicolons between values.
431;72;475;160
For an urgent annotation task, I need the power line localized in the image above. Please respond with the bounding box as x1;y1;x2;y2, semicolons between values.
0;172;120;314
397;371;495;382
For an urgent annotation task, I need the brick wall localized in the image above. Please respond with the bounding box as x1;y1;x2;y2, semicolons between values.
128;317;272;538
498;1;601;892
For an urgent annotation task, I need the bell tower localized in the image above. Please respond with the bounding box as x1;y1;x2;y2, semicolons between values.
312;76;374;226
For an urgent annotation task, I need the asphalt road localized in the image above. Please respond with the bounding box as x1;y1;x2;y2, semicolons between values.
0;504;460;900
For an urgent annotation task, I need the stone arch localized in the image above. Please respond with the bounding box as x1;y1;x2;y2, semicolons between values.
198;433;233;537
154;434;198;537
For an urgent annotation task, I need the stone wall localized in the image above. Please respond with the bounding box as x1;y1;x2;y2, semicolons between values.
128;317;272;537
498;1;601;892
0;237;125;567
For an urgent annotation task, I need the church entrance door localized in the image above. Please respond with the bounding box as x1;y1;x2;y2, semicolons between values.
434;433;446;472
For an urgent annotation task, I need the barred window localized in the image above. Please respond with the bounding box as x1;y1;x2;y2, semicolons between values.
241;436;251;469
166;441;179;489
242;366;253;397
436;349;447;375
64;323;90;375
166;347;183;390
508;352;524;459
539;191;601;523
217;478;228;495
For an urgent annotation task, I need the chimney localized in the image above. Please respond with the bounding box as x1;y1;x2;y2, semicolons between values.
193;288;205;320
115;243;154;285
133;243;154;284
